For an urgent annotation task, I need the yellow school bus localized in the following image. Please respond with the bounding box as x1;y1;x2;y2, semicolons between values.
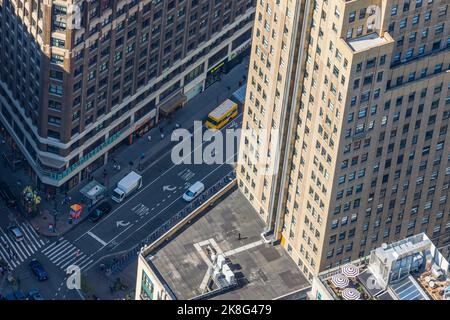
205;99;238;129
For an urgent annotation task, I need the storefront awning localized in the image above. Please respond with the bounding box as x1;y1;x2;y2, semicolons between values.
158;92;187;116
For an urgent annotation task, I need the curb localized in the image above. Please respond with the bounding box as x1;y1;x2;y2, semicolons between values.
31;215;90;238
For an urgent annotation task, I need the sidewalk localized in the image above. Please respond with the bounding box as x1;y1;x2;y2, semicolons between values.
29;56;249;238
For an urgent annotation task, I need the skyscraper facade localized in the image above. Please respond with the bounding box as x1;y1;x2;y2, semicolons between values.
0;0;255;192
237;0;450;281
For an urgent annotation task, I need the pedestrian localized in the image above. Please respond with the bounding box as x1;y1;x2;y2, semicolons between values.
116;164;121;171
161;133;165;140
147;135;152;142
175;123;180;129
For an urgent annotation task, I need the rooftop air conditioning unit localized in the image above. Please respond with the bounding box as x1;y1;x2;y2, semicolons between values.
217;254;226;269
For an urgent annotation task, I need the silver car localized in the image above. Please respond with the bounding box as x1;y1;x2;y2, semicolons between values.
8;225;24;241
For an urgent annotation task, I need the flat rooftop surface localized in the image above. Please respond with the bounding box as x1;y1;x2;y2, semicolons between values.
347;33;388;52
146;187;310;300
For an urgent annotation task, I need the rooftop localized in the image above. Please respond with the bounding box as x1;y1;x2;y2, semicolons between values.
144;187;310;300
347;33;389;52
315;233;450;300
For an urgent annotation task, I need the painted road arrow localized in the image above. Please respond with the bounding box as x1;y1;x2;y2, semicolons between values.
116;221;131;228
163;185;177;191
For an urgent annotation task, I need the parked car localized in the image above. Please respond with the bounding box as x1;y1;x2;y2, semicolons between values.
0;181;16;207
13;290;27;300
28;289;44;300
8;225;24;241
88;201;113;223
29;259;48;281
4;293;17;300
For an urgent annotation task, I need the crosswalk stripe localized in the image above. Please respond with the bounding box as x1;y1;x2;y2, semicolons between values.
22;223;45;247
24;222;46;246
55;248;78;266
41;240;62;254
17;239;32;257
43;240;69;257
71;255;90;269
18;225;39;251
0;227;26;262
79;259;94;271
49;244;75;262
59;253;85;270
41;238;91;271
0;244;15;268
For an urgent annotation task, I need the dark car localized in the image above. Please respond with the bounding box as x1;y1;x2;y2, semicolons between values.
4;293;16;300
0;181;16;207
13;290;27;300
28;289;44;300
88;201;112;222
29;259;48;281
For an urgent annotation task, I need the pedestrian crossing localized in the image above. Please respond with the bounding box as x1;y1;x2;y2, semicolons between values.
41;239;94;272
0;222;48;270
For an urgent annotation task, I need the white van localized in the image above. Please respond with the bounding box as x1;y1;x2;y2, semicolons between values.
111;171;143;203
182;181;205;202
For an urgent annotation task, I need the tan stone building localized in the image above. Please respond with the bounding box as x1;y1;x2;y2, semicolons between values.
237;0;450;281
0;0;255;192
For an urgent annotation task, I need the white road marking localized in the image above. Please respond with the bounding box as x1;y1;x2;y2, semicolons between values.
87;231;108;246
55;248;78;265
24;222;46;246
41;240;61;254
70;255;90;269
0;227;26;261
50;244;76;263
42;240;69;256
79;258;94;270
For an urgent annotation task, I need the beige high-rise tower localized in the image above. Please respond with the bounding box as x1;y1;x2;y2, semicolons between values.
237;0;450;281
